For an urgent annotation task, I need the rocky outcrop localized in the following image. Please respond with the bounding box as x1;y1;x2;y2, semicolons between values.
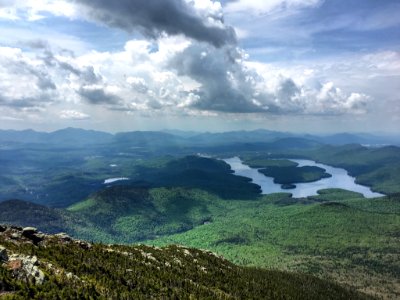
0;245;8;261
1;244;45;285
22;226;43;245
55;232;72;241
22;227;38;235
0;225;91;286
0;225;91;250
6;254;45;285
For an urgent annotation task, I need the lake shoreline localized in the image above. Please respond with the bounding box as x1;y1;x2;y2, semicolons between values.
224;157;385;199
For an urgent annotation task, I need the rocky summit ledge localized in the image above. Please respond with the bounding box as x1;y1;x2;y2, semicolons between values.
0;225;91;287
0;225;91;249
0;244;44;285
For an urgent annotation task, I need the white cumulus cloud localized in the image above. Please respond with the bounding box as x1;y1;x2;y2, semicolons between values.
59;110;90;120
225;0;321;15
0;38;371;118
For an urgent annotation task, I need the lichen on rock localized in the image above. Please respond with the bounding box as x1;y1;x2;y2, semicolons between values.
6;254;45;285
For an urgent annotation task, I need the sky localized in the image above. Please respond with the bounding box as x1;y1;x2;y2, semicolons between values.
0;0;399;133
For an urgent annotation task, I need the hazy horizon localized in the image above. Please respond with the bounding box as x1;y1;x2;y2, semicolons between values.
1;126;400;138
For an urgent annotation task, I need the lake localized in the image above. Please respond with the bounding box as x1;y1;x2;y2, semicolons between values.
224;157;384;198
104;177;129;184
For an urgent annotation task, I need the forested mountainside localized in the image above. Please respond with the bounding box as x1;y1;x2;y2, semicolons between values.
0;225;371;299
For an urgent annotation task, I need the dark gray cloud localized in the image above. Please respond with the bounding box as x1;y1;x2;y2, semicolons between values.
168;43;370;115
169;44;271;113
36;76;56;90
0;44;107;111
33;46;102;86
80;66;102;85
2;51;57;93
24;39;50;49
274;78;304;113
0;95;34;108
20;60;57;91
57;59;102;85
0;45;60;111
78;87;121;105
73;0;236;47
0;94;53;110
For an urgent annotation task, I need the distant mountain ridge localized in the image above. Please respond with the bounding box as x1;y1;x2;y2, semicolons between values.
1;127;399;147
0;127;113;145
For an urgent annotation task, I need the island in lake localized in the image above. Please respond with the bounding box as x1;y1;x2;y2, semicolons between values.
240;157;331;189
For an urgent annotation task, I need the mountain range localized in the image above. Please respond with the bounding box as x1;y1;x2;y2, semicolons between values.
1;128;399;148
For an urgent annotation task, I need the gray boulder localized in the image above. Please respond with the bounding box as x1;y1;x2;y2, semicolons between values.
55;233;72;241
8;254;45;285
10;232;21;239
22;227;38;235
22;227;44;245
0;245;8;262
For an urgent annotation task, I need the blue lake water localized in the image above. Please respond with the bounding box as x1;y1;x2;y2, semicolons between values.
224;157;384;198
104;177;129;184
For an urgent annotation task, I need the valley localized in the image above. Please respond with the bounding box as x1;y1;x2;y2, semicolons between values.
0;129;399;298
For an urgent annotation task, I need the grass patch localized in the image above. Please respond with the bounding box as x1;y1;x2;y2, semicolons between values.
67;198;96;212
